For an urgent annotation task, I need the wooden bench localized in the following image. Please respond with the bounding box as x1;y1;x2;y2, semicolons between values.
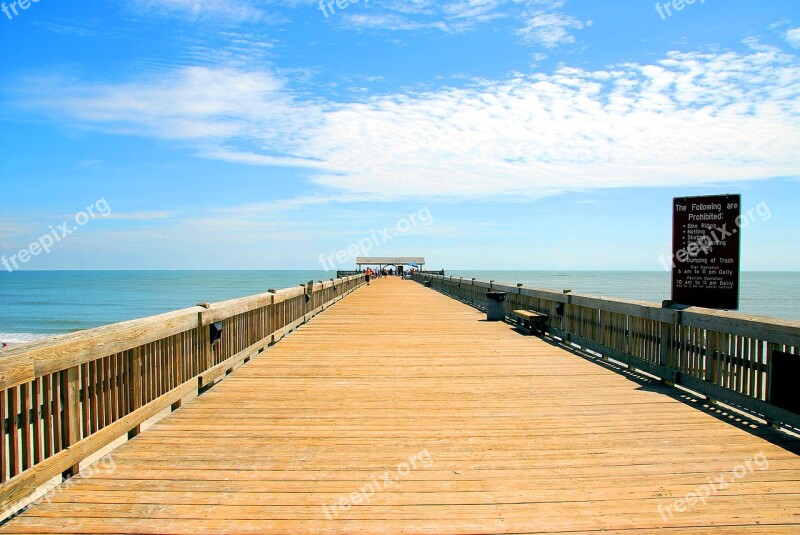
512;309;548;335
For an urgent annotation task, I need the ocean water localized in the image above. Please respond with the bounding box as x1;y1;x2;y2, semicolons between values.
1;270;798;346
446;271;800;322
0;270;333;344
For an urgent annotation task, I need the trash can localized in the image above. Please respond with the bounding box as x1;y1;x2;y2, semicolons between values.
424;280;432;287
485;291;507;321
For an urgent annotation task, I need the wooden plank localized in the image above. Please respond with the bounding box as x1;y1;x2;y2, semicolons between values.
42;374;53;460
104;356;112;427
110;355;118;423
512;310;547;319
51;373;61;455
683;309;800;347
127;348;142;440
200;294;274;326
89;361;98;434
0;391;5;483
8;387;18;478
271;286;306;305
20;382;31;471
62;366;81;477
80;364;90;440
0;358;34;400
2;277;798;534
31;378;42;465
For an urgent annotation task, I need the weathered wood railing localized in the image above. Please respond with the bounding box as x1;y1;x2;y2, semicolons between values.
414;273;800;431
0;275;364;515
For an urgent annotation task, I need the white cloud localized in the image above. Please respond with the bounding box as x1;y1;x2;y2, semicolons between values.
126;1;587;49
21;47;800;202
518;10;586;48
130;0;267;22
27;66;321;161
105;211;176;221
344;13;454;33
787;28;800;48
342;0;587;44
443;0;506;21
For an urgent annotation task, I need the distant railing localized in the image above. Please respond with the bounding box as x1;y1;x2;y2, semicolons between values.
0;274;365;514
337;270;444;277
414;273;800;431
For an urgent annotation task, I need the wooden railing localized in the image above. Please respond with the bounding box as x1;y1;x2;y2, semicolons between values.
414;274;800;431
0;275;364;514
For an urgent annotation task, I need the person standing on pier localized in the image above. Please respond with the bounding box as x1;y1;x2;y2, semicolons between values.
365;268;372;285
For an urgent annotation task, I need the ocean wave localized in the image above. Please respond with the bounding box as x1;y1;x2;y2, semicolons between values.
0;333;54;347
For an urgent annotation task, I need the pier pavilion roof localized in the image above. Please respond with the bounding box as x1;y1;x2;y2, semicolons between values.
356;257;425;266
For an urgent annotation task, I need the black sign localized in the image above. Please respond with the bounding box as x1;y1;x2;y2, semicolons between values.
672;194;741;310
771;350;800;416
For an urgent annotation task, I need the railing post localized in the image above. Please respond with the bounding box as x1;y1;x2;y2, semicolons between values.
766;342;778;405
61;366;81;478
268;290;277;341
172;340;183;412
127;347;143;440
705;331;719;384
659;322;671;368
196;304;213;375
659;309;682;370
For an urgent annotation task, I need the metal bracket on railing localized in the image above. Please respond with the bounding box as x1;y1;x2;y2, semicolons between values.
210;322;224;344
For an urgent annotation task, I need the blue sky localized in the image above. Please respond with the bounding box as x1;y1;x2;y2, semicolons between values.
1;0;799;271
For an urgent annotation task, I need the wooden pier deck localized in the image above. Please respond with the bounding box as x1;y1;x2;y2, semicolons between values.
2;277;799;533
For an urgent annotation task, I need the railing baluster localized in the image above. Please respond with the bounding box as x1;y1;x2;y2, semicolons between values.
0;392;6;483
51;375;62;454
20;382;31;471
42;374;53;461
127;346;143;440
8;387;19;478
31;378;42;465
62;366;81;477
